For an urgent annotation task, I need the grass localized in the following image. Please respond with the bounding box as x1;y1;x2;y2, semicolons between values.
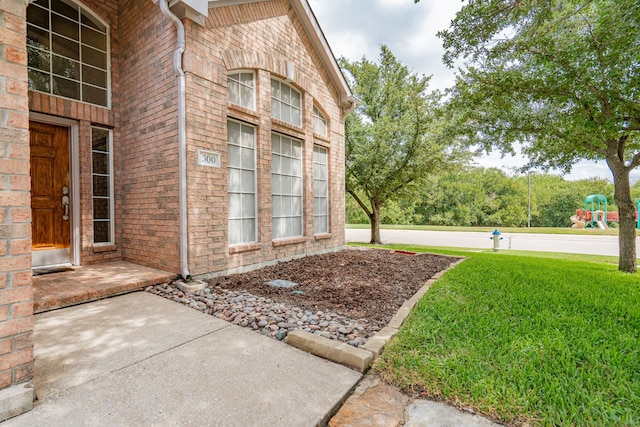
359;243;640;426
346;223;629;236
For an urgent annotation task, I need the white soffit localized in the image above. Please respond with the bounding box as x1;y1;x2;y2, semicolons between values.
208;0;269;8
170;0;208;25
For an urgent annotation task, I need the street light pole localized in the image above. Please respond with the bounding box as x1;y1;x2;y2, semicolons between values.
527;172;531;228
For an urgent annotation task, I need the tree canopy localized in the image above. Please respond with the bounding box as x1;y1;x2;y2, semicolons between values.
346;166;618;229
432;0;640;272
341;45;455;244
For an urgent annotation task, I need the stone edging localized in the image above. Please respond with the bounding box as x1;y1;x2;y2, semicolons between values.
286;256;466;372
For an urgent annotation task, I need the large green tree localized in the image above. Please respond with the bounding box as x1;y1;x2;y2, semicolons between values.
429;0;640;272
341;46;453;244
418;167;528;226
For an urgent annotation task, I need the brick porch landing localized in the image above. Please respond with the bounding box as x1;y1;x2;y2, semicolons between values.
34;261;177;313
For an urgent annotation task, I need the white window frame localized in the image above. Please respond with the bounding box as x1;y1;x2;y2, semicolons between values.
227;71;256;110
271;133;303;240
313;104;328;137
26;0;111;108
313;145;329;235
271;78;302;127
227;120;258;246
91;126;114;246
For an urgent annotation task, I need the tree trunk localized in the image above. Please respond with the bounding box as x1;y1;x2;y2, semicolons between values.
609;164;637;273
369;203;383;244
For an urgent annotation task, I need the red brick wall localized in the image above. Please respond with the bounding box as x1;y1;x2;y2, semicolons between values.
21;0;195;274
117;0;181;272
183;0;346;277
25;0;182;272
0;0;34;389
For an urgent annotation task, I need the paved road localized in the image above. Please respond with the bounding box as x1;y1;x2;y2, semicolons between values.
346;228;637;257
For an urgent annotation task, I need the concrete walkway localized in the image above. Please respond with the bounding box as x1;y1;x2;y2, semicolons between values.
346;228;633;256
4;292;361;426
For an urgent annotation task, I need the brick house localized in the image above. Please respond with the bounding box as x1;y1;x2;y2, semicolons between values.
0;0;355;418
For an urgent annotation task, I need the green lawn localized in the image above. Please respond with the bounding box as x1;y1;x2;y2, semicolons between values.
360;244;640;426
347;223;630;236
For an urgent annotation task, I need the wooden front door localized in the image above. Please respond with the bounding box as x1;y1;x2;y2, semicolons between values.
30;121;71;267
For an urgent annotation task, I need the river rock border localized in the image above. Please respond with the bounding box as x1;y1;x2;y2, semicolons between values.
146;285;379;347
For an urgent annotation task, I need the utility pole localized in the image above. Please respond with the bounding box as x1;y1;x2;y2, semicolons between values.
527;172;531;228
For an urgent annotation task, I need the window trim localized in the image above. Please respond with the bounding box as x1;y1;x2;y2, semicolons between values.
271;77;302;128
271;132;304;240
91;126;114;246
227;70;256;111
227;119;258;246
313;145;329;235
27;0;112;108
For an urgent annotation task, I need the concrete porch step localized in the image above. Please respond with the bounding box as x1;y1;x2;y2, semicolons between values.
33;261;176;313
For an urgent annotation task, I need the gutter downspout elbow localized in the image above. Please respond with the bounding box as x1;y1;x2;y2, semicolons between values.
158;0;191;281
343;95;360;115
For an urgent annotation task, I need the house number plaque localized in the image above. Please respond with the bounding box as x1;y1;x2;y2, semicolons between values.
197;149;221;168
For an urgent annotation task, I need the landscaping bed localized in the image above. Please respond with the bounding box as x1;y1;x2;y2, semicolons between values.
207;248;457;326
148;248;458;345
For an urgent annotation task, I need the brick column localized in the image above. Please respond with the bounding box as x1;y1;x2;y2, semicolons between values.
0;0;35;420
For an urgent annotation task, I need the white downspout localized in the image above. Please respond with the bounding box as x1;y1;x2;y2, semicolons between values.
158;0;191;280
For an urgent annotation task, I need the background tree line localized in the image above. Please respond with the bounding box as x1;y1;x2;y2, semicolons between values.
347;167;640;228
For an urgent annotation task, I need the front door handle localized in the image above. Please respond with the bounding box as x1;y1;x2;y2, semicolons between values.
62;186;69;221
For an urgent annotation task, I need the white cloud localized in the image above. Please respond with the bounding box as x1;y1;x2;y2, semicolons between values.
376;0;412;10
474;149;640;183
325;30;370;61
472;149;526;176
311;0;460;92
566;162;613;181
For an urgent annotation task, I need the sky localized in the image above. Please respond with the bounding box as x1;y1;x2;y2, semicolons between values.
309;0;626;183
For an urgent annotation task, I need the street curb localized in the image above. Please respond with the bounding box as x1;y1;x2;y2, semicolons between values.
287;330;373;372
286;255;465;372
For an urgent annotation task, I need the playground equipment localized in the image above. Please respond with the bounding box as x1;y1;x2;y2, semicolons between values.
583;194;608;229
570;214;586;229
570;211;610;229
570;194;640;229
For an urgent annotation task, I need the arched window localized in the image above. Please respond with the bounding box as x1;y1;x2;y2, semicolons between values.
313;104;328;137
271;78;302;127
228;71;255;110
27;0;110;107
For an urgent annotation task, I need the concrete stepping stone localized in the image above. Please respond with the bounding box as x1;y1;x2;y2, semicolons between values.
265;279;298;288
